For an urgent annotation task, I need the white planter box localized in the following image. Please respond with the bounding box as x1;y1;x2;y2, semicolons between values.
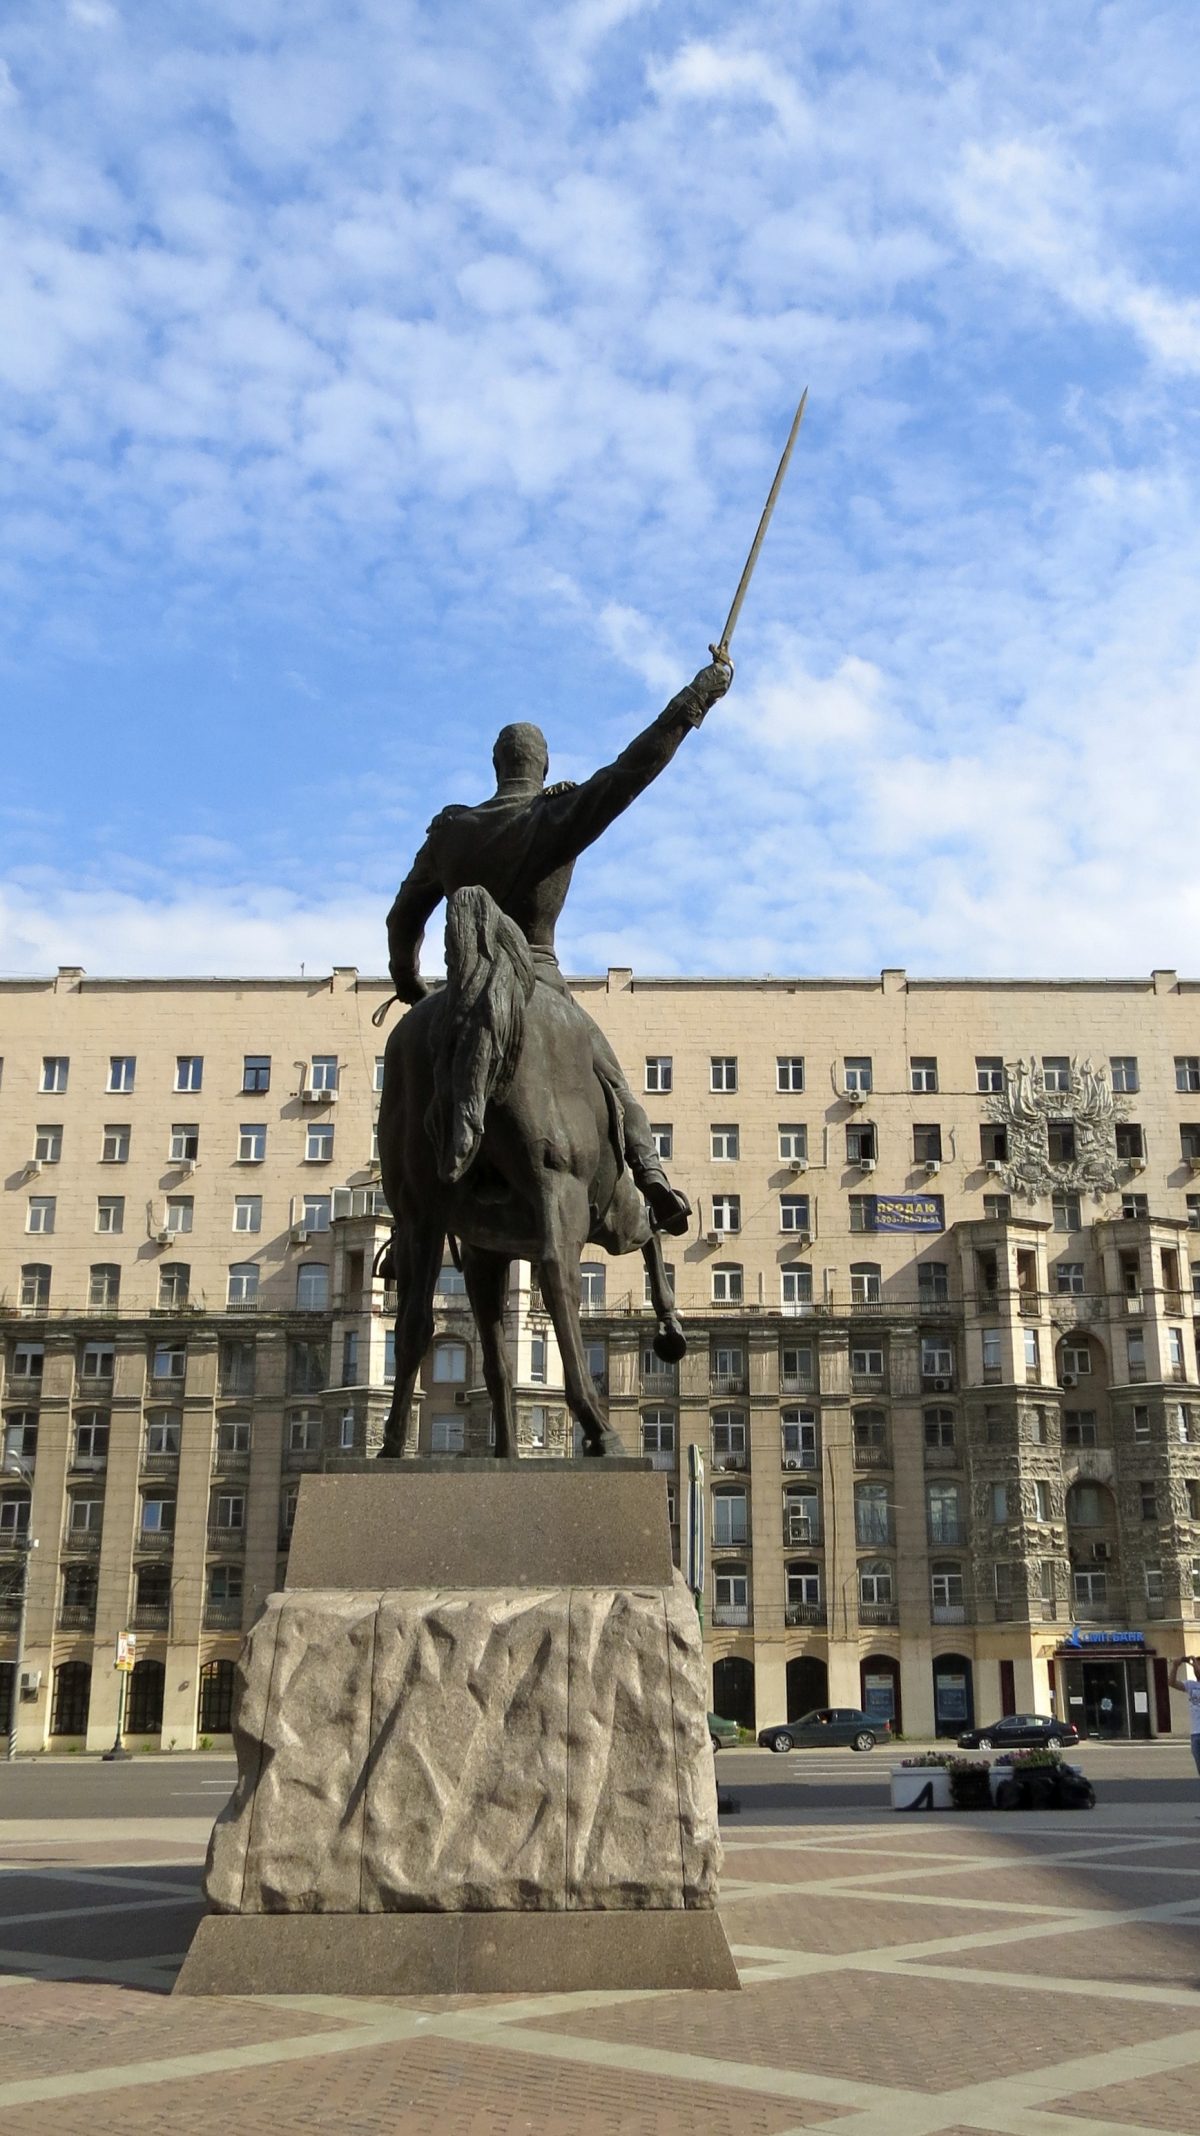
889;1766;953;1812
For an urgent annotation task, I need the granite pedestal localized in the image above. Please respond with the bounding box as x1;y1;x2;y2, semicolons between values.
175;1463;738;1995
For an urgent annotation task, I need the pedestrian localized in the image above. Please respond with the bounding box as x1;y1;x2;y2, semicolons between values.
1168;1658;1200;1792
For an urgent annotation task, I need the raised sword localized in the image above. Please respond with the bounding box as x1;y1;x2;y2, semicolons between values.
710;386;808;668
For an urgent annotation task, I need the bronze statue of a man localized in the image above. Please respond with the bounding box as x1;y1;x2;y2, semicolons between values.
386;659;732;1235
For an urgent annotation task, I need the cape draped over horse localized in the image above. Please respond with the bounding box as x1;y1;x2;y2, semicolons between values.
377;885;685;1458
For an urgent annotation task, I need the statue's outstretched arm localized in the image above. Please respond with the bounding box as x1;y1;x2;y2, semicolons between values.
386;839;442;1003
537;661;731;871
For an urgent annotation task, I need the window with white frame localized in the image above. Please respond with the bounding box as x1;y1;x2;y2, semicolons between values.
580;1262;605;1308
309;1055;338;1093
374;1056;385;1092
855;1481;891;1544
233;1196;262;1233
713;1563;748;1617
923;1406;954;1448
1024;1327;1040;1375
1064;1410;1098;1447
238;1123;266;1163
711;1409;746;1460
1059;1341;1092;1378
850;1344;884;1377
858;1557;892;1605
712;1344;743;1382
781;1342;813;1388
1177;1057;1200;1093
20;1264;50;1311
975;1056;1003;1092
712;1262;743;1303
848;1195;873;1233
175;1056;203;1092
1122;1192;1149;1219
910;1056;938;1092
780;1195;810;1233
80;1341;114;1380
169;1123;199;1163
1052;1191;1081;1232
209;1564;243;1605
0;1495;31;1535
296;1262;329;1311
527;1406;547;1449
650;1123;673;1159
846;1121;876;1164
778;1123;807;1161
529;1334;547;1384
68;1496;103;1532
1169;1326;1187;1377
108;1055;136;1093
34;1124;62;1163
339;1408;356;1449
641;1409;675;1457
644;1056;672;1093
710;1123;739;1160
140;1496;175;1533
157;1262;189;1309
165;1196;193;1233
712;1488;747;1546
430;1414;465;1454
1034;1478;1053;1520
305;1121;334;1163
926;1479;962;1544
101;1124;129;1163
212;1492;245;1530
1110;1056;1139;1093
12;1341;44;1381
243;1054;270;1092
41;1055;68;1093
1055;1262;1085;1294
301;1195;331;1233
26;1197;55;1235
710;1056;737;1092
844;1056;872;1093
918;1260;949;1302
153;1342;186;1381
1127;1330;1146;1381
4;1413;38;1463
781;1408;816;1465
781;1264;812;1309
74;1414;109;1464
990;1481;1009;1523
711;1194;740;1232
96;1195;124;1233
786;1560;820;1607
288;1410;320;1451
777;1056;804;1092
983;1193;1012;1219
931;1561;964;1610
227;1263;259;1305
433;1342;468;1382
850;1262;881;1304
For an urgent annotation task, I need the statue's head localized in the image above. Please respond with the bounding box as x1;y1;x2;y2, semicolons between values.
492;722;549;789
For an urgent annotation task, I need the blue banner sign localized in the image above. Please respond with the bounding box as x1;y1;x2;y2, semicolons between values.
1060;1628;1145;1648
870;1194;945;1233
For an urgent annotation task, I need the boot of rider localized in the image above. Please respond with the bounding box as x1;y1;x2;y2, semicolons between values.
622;1100;692;1237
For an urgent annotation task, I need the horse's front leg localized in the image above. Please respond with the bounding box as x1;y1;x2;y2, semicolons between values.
460;1245;516;1458
378;1218;443;1458
536;1180;622;1457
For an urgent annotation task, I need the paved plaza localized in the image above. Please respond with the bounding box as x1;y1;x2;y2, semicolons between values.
3;1750;1200;2135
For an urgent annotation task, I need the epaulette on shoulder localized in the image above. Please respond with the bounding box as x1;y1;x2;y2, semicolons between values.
542;780;578;799
426;803;470;834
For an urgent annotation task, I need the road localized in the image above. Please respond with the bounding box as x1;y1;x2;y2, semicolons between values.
1;1737;1197;1824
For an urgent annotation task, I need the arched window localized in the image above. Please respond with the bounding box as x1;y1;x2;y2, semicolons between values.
931;1560;966;1617
711;1409;746;1466
295;1262;329;1311
580;1262;606;1309
781;1407;817;1468
712;1262;743;1304
61;1563;97;1613
227;1262;259;1306
850;1262;881;1304
781;1263;812;1310
19;1264;50;1311
641;1408;675;1462
88;1263;120;1310
51;1659;91;1736
432;1341;468;1382
923;1405;955;1449
135;1563;170;1612
858;1557;893;1606
785;1560;821;1616
126;1657;165;1736
198;1658;236;1735
158;1262;190;1308
852;1406;887;1455
1065;1480;1112;1527
712;1487;747;1547
855;1481;892;1545
927;1479;963;1545
783;1484;819;1545
713;1562;749;1624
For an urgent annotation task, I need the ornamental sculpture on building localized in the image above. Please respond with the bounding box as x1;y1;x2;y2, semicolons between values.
984;1056;1130;1203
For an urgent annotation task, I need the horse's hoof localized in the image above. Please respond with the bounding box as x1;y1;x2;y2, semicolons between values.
653;1322;687;1364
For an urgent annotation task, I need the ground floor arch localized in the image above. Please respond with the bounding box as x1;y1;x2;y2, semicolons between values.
713;1653;755;1728
786;1653;828;1719
933;1652;974;1737
198;1657;236;1735
860;1652;902;1732
126;1657;165;1736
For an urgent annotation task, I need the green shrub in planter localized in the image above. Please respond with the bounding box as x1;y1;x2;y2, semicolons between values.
948;1759;993;1810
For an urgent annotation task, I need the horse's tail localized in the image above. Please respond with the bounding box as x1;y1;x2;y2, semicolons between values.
431;884;536;1183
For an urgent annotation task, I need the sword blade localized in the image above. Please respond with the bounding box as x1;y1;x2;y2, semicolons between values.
715;386;808;657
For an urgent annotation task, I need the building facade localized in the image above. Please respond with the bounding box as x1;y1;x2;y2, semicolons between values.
3;963;1200;1750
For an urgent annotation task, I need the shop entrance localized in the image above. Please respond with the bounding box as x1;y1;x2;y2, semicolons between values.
1083;1660;1127;1738
1059;1650;1151;1739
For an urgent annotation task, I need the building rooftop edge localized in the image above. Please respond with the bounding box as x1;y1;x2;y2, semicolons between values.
0;967;1190;994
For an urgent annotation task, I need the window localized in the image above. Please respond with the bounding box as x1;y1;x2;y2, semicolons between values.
924;1406;955;1449
101;1124;130;1163
175;1056;203;1092
339;1336;356;1390
922;1336;954;1381
710;1056;738;1092
26;1197;55;1236
850;1262;881;1304
786;1560;821;1609
373;1055;385;1093
927;1480;963;1545
777;1056;805;1092
918;1261;949;1303
1032;1479;1052;1522
305;1122;334;1163
645;1056;672;1093
1139;1480;1157;1522
1114;1126;1146;1171
1052;1192;1081;1232
710;1123;739;1161
711;1410;746;1460
712;1263;743;1303
846;1122;876;1164
858;1558;892;1606
853;1407;887;1453
74;1415;109;1465
711;1194;740;1232
140;1496;175;1533
430;1414;464;1454
855;1482;891;1544
990;1481;1009;1523
909;1056;938;1093
436;1262;467;1297
243;1055;271;1093
301;1194;332;1233
0;1495;31;1536
641;1410;675;1458
165;1196;193;1234
108;1055;136;1093
1055;1262;1085;1294
781;1264;812;1309
146;1414;180;1456
713;1564;748;1619
50;1660;91;1736
1122;1193;1149;1218
4;1414;38;1462
169;1123;199;1163
1182;1125;1200;1165
433;1342;468;1382
781;1343;813;1389
1024;1328;1040;1377
212;1492;245;1531
976;1056;1003;1093
983;1193;1012;1219
296;1263;330;1311
1131;1404;1151;1439
34;1124;62;1164
850;1344;884;1377
580;1262;606;1309
1169;1326;1187;1378
238;1123;266;1163
844;1057;872;1093
41;1055;68;1093
1048;1120;1076;1164
779;1195;810;1234
913;1123;942;1165
848;1196;873;1233
233;1196;262;1234
96;1195;124;1234
1031;1405;1050;1443
529;1334;547;1384
209;1565;243;1606
19;1264;51;1311
152;1342;185;1381
1073;1568;1107;1608
931;1561;964;1611
712;1489;747;1546
650;1123;673;1160
88;1264;120;1310
1110;1056;1139;1094
12;1341;44;1382
778;1123;807;1162
227;1263;259;1305
980;1123;1008;1164
1127;1330;1147;1382
1177;1058;1200;1093
80;1341;114;1380
1059;1342;1092;1380
309;1055;338;1093
1042;1056;1070;1093
781;1408;816;1464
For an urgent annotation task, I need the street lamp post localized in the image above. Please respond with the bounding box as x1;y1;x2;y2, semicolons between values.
3;1452;37;1763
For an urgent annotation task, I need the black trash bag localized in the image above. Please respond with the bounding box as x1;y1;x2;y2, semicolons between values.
1052;1765;1096;1809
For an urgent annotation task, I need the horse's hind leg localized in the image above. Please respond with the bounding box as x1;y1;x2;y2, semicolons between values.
460;1246;516;1459
537;1181;621;1457
642;1233;687;1363
378;1217;444;1459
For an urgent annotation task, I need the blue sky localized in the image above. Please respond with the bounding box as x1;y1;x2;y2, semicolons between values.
2;0;1200;979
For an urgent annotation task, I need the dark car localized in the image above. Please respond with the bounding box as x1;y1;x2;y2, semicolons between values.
708;1711;740;1751
757;1706;888;1753
957;1713;1080;1752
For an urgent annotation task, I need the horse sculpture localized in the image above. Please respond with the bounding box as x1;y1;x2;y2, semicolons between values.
376;884;686;1458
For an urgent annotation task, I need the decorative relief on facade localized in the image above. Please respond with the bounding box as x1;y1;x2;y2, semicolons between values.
985;1057;1128;1203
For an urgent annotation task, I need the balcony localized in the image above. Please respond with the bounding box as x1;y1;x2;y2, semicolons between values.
207;1525;246;1551
858;1602;898;1626
711;1450;748;1473
782;1519;820;1548
141;1449;180;1472
56;1605;96;1631
784;1600;825;1627
641;1370;678;1399
928;1524;966;1549
284;1447;323;1470
780;1374;815;1396
781;1448;817;1471
710;1374;746;1396
212;1448;251;1472
0;1601;21;1629
923;1444;958;1469
75;1375;114;1398
204;1603;245;1631
850;1373;885;1395
931;1602;968;1624
711;1604;751;1628
131;1603;170;1631
136;1528;174;1555
855;1520;895;1549
644;1448;676;1471
852;1444;891;1469
61;1527;102;1554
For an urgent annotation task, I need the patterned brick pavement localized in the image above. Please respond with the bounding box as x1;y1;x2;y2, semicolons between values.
4;1801;1200;2135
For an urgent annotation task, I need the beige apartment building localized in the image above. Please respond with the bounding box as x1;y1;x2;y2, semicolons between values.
4;962;1200;1752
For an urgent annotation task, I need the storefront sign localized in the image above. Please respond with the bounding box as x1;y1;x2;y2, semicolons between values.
870;1195;945;1233
1059;1628;1145;1650
934;1670;970;1723
863;1672;896;1722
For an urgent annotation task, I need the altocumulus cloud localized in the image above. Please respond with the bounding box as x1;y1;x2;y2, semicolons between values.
0;1;1198;979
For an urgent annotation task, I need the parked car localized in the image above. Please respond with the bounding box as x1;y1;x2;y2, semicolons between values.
957;1713;1080;1752
708;1711;740;1751
757;1707;888;1753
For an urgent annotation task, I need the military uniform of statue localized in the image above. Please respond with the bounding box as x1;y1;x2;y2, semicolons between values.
386;661;732;1235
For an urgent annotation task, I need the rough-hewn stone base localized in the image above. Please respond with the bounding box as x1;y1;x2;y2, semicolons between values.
175;1907;740;1996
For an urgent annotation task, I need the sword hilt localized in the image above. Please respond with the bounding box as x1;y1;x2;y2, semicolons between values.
708;642;735;678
